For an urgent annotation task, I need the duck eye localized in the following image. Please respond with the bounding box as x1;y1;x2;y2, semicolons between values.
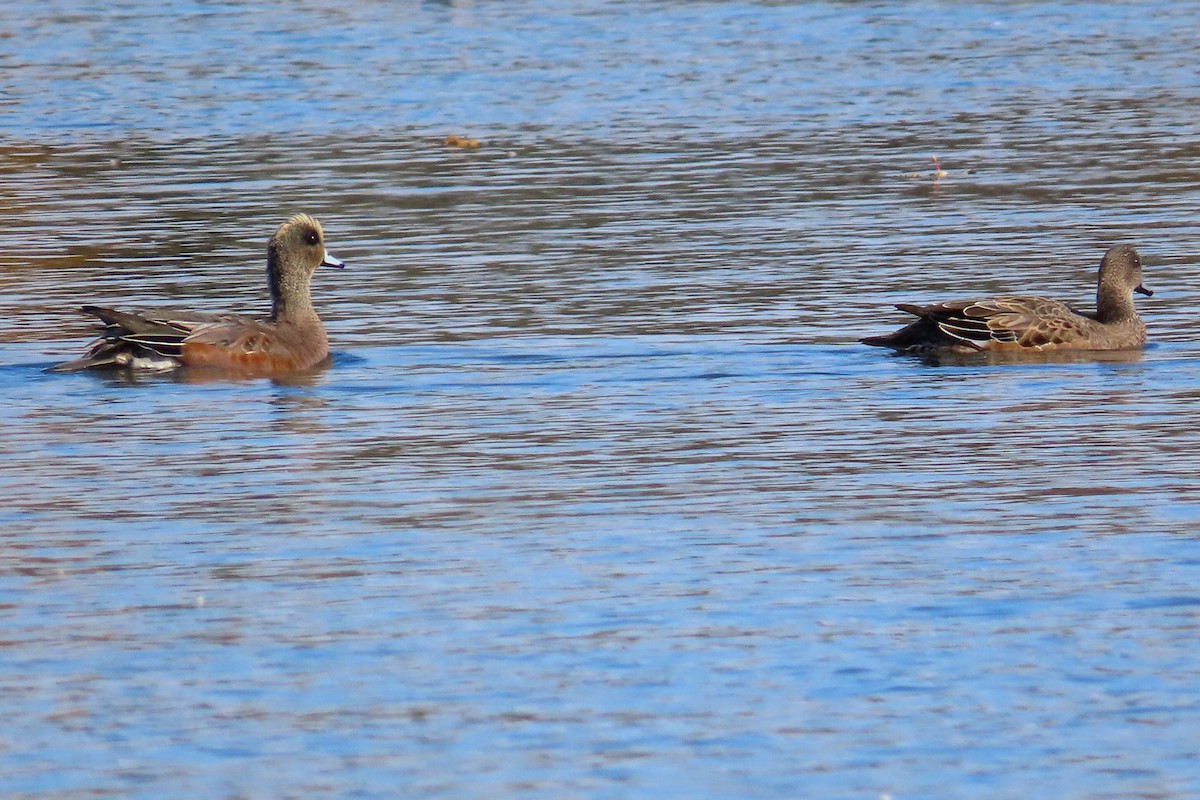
304;231;320;246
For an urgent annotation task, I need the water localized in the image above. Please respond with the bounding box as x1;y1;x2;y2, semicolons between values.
3;1;1200;798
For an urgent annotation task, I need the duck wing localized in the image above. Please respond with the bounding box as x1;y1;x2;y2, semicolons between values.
49;306;251;371
180;316;278;354
908;296;1093;350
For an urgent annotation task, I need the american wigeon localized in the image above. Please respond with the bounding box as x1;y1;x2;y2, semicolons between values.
51;214;343;374
861;245;1152;354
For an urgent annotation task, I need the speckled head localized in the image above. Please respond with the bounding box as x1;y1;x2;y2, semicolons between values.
1096;244;1151;323
270;214;343;272
266;214;343;321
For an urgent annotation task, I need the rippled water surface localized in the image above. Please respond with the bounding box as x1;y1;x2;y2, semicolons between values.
4;1;1200;798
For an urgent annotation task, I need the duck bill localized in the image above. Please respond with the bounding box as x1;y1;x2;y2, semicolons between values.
322;251;345;269
1135;284;1153;297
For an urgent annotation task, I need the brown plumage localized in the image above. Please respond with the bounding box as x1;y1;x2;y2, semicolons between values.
861;245;1152;354
51;214;344;375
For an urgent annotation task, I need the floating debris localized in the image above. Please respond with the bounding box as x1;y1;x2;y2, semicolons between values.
445;134;481;149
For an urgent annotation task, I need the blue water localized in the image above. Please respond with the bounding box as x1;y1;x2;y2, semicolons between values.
5;1;1200;138
3;1;1200;798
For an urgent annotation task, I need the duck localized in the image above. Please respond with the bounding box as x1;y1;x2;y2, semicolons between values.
51;213;343;374
860;245;1152;354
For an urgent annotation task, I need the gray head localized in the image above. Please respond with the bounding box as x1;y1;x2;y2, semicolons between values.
266;214;343;320
1096;244;1151;322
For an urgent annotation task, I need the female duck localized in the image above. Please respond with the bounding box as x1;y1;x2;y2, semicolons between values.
861;245;1152;354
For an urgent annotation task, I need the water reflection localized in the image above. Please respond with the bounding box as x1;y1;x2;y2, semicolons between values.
892;347;1150;368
